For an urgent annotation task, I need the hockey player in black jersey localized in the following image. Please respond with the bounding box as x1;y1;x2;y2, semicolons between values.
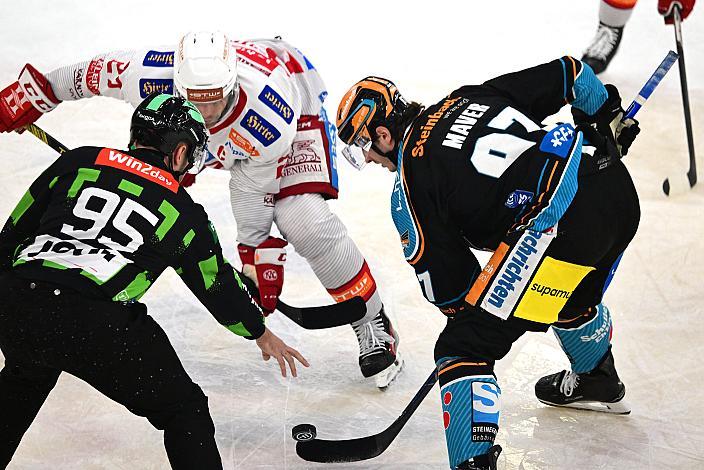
336;59;641;469
0;93;308;469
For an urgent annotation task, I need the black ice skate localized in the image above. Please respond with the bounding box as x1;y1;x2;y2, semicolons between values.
457;445;502;470
352;306;403;388
535;349;630;414
581;22;624;74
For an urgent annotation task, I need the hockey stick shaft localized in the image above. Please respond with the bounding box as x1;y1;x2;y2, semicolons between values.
673;6;697;187
25;123;69;154
295;369;438;463
23;123;367;329
623;50;678;120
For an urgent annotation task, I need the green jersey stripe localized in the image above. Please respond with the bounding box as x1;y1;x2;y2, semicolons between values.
155;200;179;241
118;179;144;197
198;255;218;290
9;190;35;225
67;168;101;198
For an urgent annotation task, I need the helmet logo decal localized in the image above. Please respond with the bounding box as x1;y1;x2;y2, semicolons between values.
187;87;224;103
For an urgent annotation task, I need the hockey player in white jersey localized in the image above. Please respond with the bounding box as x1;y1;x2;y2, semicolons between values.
0;32;402;387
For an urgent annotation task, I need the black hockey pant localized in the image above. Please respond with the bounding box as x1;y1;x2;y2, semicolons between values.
435;160;640;368
0;273;223;470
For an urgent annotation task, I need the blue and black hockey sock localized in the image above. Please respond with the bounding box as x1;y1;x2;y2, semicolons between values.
552;303;612;374
437;358;500;469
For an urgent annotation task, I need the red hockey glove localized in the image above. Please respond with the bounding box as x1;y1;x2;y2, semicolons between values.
238;237;288;315
658;0;696;24
0;64;60;133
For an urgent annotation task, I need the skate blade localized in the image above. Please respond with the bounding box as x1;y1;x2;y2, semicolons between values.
539;397;631;415
374;354;404;390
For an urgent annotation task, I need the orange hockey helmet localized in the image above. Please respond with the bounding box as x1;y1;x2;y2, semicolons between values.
336;76;409;169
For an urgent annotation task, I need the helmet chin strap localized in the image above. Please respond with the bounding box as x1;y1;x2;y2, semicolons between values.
371;142;397;161
370;128;402;165
168;155;192;180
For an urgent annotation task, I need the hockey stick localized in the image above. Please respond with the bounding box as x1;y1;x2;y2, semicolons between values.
294;369;438;463
23;123;367;329
662;6;697;196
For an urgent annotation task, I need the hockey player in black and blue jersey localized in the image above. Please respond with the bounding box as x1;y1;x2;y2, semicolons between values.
336;59;641;469
0;93;308;469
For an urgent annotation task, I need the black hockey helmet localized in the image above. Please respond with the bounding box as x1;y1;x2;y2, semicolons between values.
336;76;413;169
129;92;209;176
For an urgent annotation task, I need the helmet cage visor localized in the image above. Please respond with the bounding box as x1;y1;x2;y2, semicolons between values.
339;99;377;170
341;129;373;170
185;136;208;174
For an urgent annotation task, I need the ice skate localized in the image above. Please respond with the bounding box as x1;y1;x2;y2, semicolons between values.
456;445;502;470
535;349;630;414
581;22;624;74
373;351;404;389
352;306;403;388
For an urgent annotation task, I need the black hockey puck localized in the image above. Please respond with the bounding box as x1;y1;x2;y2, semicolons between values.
292;423;317;442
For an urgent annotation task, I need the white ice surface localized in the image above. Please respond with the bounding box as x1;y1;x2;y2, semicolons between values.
1;1;703;469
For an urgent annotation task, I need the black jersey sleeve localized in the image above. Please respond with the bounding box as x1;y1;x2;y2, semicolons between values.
0;152;69;271
482;56;609;122
174;208;266;339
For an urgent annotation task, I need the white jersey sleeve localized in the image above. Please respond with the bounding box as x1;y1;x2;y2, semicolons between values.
45;47;176;107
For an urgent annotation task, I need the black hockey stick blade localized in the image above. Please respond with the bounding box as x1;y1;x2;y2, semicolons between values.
295;369;438;463
277;296;366;329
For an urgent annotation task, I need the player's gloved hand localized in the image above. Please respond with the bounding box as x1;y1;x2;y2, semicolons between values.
0;64;60;133
238;236;288;315
255;327;309;378
658;0;696;24
572;84;640;159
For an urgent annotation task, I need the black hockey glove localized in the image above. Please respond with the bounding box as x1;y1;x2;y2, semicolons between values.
572;84;640;162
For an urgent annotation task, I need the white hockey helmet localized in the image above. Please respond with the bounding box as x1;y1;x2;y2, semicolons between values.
174;31;238;103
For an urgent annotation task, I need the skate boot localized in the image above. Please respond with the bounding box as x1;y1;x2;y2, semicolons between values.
581;22;624;74
352;306;403;388
535;349;630;414
456;445;502;470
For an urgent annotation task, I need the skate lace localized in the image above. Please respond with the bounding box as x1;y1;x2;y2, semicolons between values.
584;25;620;60
559;371;579;397
353;315;394;356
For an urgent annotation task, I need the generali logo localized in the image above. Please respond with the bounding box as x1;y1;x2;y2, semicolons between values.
95;148;179;193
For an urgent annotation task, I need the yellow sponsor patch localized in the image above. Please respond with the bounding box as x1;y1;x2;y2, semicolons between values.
514;257;594;324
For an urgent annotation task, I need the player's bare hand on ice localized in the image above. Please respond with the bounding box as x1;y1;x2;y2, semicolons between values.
256;328;309;377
